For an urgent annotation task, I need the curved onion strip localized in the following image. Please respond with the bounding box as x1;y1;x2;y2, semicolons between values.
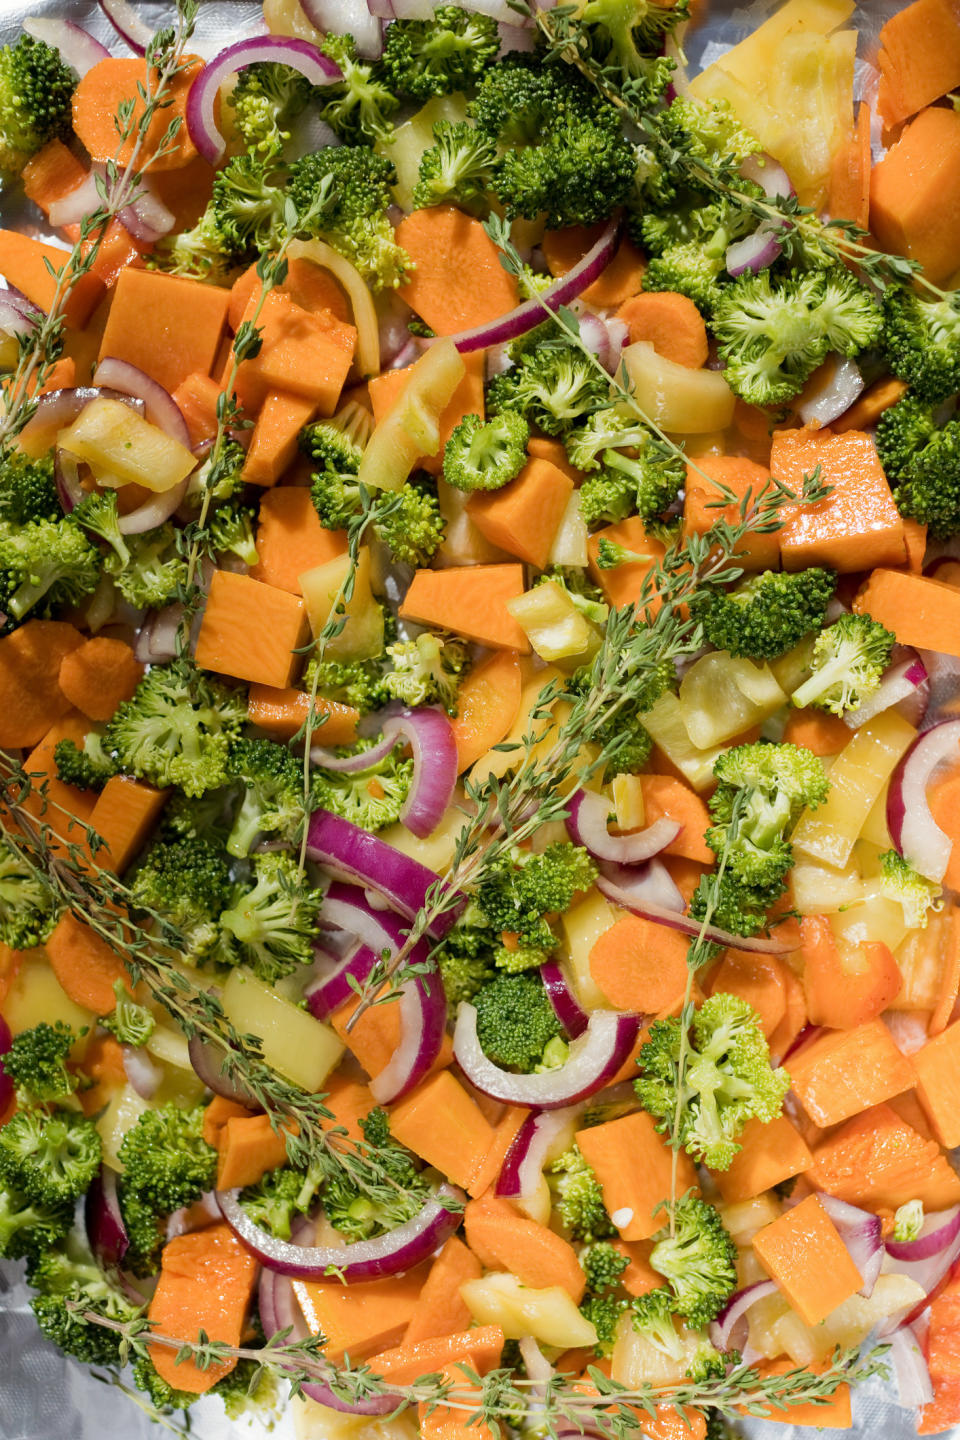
217;1182;463;1280
48;167;106;229
710;1280;778;1353
817;1193;883;1298
739;152;795;200
118;477;191;535
119;175;177;243
385;708;458;839
305;943;377;1020
453;1003;641;1109
797;356;864;428
0;291;41;341
185;36;342;165
843;656;928;731
368;973;447;1104
887;720;960;882
540;961;589;1039
725;223;783;277
597;857;684;913
496;1107;578;1198
888;1325;934;1409
567;787;680;864
881;1211;960;1303
99;0;152;53
286;238;380;377
887;1206;960;1263
93;357;191;448
187;1034;259;1108
23;16;110;74
122;1044;162;1099
85;1165;130;1268
311;731;397;772
596;876;794;954
428;217;620;354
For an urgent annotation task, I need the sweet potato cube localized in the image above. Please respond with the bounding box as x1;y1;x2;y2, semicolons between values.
17;715;97;853
466;458;573;569
587;516;668;610
242;390;317;487
195;570;308;688
808;1102;960;1211
681;455;780;570
575;1112;698;1242
98;268;230;393
293;1261;430;1362
370;351;484;476
912;1021;960;1148
251;486;347;594
233;291;355;415
399;565;530;652
714;1116;813;1203
0;620;85;749
871;106;960;284
0;229;103;329
216;1113;291;1190
172;371;221;448
877;0;960;127
88;777;168;875
786;1019;915;1126
388;1070;495;1193
854;568;960;658
58;636;143;722
753;1194;863;1326
772;428;906;572
247;682;358;744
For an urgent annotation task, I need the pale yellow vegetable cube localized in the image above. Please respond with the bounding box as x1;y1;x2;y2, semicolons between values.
460;1272;598;1349
611;1310;708;1387
293;1395;421;1440
58;398;196;493
2;955;93;1035
300;546;383;660
622;342;735;434
720;1193;781;1245
561;888;619;1010
221;967;344;1092
548;491;589;568
679;652;786;749
830;882;910;955
612;774;645;831
642;690;728;792
97;1084;152;1170
791;858;862;915
507;581;601;666
380;801;470;876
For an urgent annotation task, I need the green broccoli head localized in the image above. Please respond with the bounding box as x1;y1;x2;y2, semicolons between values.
101;979;156;1048
435;921;497;1006
690;568;837;662
879;849;943;930
475;843;598;953
29;1232;142;1366
132;1357;198;1415
0;1181;72;1261
881;288;960;403
790;612;896;716
574;0;685;93
383;632;470;713
224;736;303;858
208;151;287;265
105;522;188;609
73;489;131;569
323;1108;429;1242
657;96;762;168
491;109;637;230
487;338;610;438
689;868;783;940
443;410;530;492
549;1144;615;1243
0;448;60;526
311;735;413;833
1;1021;79;1105
648;1196;738;1327
0;517;101;629
565;410;652;474
305;655;391;716
874;393;937;487
581;1290;630;1356
240;1164;318;1241
0;837;58;950
117;1104;218;1274
0;1106;101;1207
229;60;313;156
473;971;564;1073
0;34;75;179
219;851;324;984
376;475;447;567
583;1240;630;1296
205;501;259;569
129;832;233;962
317;33;400;145
413;120;498;213
705;739;829;891
600;446;685;526
893;417;960;540
380;6;500;100
288;145;409;290
54;732;119;792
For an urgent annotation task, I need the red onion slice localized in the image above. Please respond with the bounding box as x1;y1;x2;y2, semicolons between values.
134;602;183;664
19;385;142;456
118;175;176;244
725;222;784;278
188;1034;259;1108
300;0;382;57
844;656;928;731
311;732;398;772
23;17;110;76
429;217;620;355
596;877;795;954
818;1193;883;1298
305;943;377;1020
597;857;684;913
122;1043;162;1099
886;720;960;882
0;289;41;339
93;357;191;448
185;36;342;165
98;0;151;53
882;1207;960;1301
368;972;447;1104
453;1003;641;1109
47;165;106;230
85;1166;130;1268
117;477;191;535
888;1324;934;1409
887;1206;960;1263
386;708;458;840
797;356;865;429
739;152;795;201
217;1181;463;1281
306;812;464;937
540;961;589;1039
495;1106;578;1198
0;1013;14;1115
710;1279;778;1353
566;788;680;865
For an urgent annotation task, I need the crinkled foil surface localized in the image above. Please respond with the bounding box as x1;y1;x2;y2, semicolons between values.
0;0;949;1434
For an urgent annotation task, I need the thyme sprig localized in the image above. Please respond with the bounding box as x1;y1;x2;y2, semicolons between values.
0;1;199;451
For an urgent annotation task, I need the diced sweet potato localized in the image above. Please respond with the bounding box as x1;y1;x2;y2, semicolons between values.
389;1070;495;1193
293;1262;431;1362
233;291;355;416
911;1020;960;1148
88;777;168;875
399;565;530;651
870;106;960;284
242;391;317;487
0;621;85;749
807;1102;960;1210
466;458;573;569
575;1112;698;1242
195;571;309;688
714;1115;813;1203
854;568;960;658
587;516;668;610
753;1194;862;1326
682;456;780;571
98;268;230;393
786;1018;915;1126
251;486;347;593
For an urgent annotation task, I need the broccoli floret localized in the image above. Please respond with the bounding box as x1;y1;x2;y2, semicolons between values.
790;613;896;715
205;502;259;569
0;34;74;180
582;1291;630;1356
598;446;685;526
323;1108;429;1241
657;96;762;171
229;60;312;156
155;206;238;284
0;517;100;629
158;788;234;844
630;1287;730;1381
648;1196;738;1327
689;569;837;662
383;632;470;713
874;393;938;487
73;489;131;569
28;1232;141;1366
893;417;960;539
309;430;445;563
288;145;408;290
881;288;960;403
100;978;156;1048
712;269;883;407
129;832;232;962
209;151;287;264
117;1105;217;1274
583;1241;630;1295
487;338;610;437
305;656;390;716
53;731;118;792
223;737;303;859
311;734;413;832
879;849;943;930
0;1182;72;1260
638;197;752;314
536;568;609;627
635;994;789;1170
442;410;530;491
377;474;446;567
567;661;669;778
0;836;58;950
565;410;651;474
380;7;499;100
105;522;187;609
476;843;598;952
548;1144;614;1243
0;1107;101;1207
469;52;576;145
690;869;782;940
413;120;498;212
573;0;685;94
492;109;637;229
186;439;247;510
105;660;246;797
240;1165;318;1241
435;921;497;1006
893;1200;924;1244
1;1021;78;1105
472;972;564;1073
317;33;399;145
219;851;324;984
0;449;60;525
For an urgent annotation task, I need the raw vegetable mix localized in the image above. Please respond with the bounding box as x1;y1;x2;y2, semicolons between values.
2;0;960;1435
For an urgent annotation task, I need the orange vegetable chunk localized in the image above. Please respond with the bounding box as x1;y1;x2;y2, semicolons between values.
827;102;872;232
21;138;86;214
0;621;84;749
870;106;960;285
771;428;906;572
799;915;903;1029
242;391;317;487
404;1236;483;1345
389;1070;495;1193
615;292;708;369
464;1194;586;1302
73;56;202;172
330;989;453;1081
172;371;221;448
233;291;355;415
450;650;523;773
587;516;667;609
0;230;103;329
294;1261;430;1361
216;1113;291;1190
88;777;168;875
202;1095;253;1150
912;1020;960;1148
877;0;960;128
15;715;97;852
195;570;309;688
45;911;130;1014
714;1115;813;1202
918;1271;960;1433
396;207;519;335
709;951;787;1038
419;1364;496;1440
575;1112;698;1242
589;913;689;1013
247;682;359;745
753;1194;862;1326
466;457;573;569
745;1358;852;1429
639;775;713;863
833;375;908;434
399;565;530;652
147;1223;259;1394
681;455;780;571
98;268;230;394
782;707;851;757
251;486;347;594
854;568;960;657
787;1019;915;1126
372;1327;504;1386
58;636;143;722
808;1102;960;1211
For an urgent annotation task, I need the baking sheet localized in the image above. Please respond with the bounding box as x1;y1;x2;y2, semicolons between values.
0;0;948;1435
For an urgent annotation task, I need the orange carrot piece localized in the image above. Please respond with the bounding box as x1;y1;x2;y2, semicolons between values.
464;1193;586;1302
542;225;647;307
148;1223;258;1394
870;106;960;284
715;1115;813;1202
799;916;903;1029
88;777;168;875
98;267;230;394
931;904;960;1036
637;775;713;863
77;1032;127;1115
781;708;851;756
832;375;908;434
330;988;453;1081
616;292;709;369
753;1194;863;1326
876;0;960;128
827;101;872;232
419;1364;497;1440
172;371;223;448
681;455;780;571
229;257;351;333
216;1114;292;1190
396;207;519;335
0;620;84;749
807;1102;960;1211
388;1070;495;1194
587;516;668;610
14;715;97;856
467;1104;528;1198
466;457;573;569
449;651;523;773
399;565;530;652
855;567;960;657
247;682;359;745
294;1262;431;1362
57;637;144;723
772;428;907;572
743;1359;851;1429
575;1112;698;1242
21;139;86;215
918;1270;960;1432
787;1019;915;1126
590;913;689;1013
404;1237;484;1345
195;570;309;689
242;390;317;487
202;1095;254;1149
373;1327;504;1386
45;912;131;1014
251;486;346;594
611;1239;664;1298
709;951;788;1038
526;436;580;482
0;229;103;329
911;1020;960;1148
73;56;202;172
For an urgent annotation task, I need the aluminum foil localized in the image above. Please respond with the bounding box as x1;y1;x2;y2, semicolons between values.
0;0;948;1435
